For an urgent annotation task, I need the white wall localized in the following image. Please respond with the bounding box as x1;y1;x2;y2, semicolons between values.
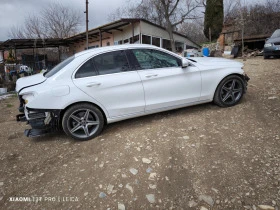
140;20;199;48
140;21;170;40
113;23;140;42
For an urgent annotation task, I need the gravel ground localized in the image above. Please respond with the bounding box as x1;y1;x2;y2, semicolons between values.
0;57;279;210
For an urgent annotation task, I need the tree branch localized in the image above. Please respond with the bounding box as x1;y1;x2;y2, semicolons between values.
169;0;180;16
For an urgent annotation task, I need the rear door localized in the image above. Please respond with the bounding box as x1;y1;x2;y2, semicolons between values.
130;48;201;112
73;50;145;118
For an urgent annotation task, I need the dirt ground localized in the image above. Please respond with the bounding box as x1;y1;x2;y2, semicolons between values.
0;57;279;210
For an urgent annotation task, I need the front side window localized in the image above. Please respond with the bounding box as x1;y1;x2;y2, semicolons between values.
75;59;98;78
92;50;130;75
131;49;181;70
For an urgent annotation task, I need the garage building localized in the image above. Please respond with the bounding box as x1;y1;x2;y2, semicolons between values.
66;18;200;55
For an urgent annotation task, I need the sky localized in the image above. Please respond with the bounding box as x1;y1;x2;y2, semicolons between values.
0;0;128;41
0;0;268;41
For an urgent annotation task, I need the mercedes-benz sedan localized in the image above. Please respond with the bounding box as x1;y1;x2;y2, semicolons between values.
16;44;249;140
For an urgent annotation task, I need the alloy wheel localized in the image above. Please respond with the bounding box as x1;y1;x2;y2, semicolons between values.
67;109;100;139
220;79;243;104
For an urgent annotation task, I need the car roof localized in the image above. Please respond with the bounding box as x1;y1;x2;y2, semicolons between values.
74;44;171;58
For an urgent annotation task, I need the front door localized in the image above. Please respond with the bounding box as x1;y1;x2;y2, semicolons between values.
130;48;201;112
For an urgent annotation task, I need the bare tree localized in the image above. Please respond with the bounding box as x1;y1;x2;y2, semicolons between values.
158;0;204;51
109;0;204;52
179;19;207;44
8;26;26;39
223;0;239;22
108;1;166;26
25;15;47;38
41;2;81;38
8;2;82;39
224;0;280;37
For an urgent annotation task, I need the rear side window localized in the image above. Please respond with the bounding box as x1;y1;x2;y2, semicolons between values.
75;59;97;78
45;55;75;78
132;49;181;70
92;50;130;75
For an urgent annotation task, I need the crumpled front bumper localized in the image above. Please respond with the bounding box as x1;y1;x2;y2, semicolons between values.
16;98;61;137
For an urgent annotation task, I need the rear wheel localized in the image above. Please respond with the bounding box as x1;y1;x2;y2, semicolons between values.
214;75;245;107
62;103;104;141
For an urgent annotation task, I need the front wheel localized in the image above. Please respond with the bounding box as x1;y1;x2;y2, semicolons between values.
213;75;245;107
62;103;104;141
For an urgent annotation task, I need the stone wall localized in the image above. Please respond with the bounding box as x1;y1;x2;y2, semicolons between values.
201;43;219;52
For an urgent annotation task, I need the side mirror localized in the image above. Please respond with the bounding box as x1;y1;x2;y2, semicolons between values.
182;58;189;68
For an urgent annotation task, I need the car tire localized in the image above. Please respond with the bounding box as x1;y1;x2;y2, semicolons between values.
213;75;245;107
62;103;104;141
264;55;269;59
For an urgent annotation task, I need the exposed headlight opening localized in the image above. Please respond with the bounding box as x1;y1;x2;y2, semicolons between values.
264;43;273;47
21;91;37;104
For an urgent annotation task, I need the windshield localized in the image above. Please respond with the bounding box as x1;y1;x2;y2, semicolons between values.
271;29;280;38
45;55;75;78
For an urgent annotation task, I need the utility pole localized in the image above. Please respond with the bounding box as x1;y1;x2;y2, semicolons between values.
85;0;89;50
238;0;244;57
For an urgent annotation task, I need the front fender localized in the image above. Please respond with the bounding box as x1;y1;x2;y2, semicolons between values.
200;67;245;101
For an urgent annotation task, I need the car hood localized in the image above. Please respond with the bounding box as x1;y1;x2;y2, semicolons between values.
266;36;280;44
16;73;47;93
189;57;243;68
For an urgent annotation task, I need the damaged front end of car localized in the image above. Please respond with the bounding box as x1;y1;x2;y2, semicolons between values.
16;100;61;137
15;73;61;137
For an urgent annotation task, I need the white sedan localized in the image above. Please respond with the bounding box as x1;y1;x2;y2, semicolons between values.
16;44;249;140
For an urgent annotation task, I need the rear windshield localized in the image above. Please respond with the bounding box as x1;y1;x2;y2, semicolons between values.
45;55;75;78
271;29;280;38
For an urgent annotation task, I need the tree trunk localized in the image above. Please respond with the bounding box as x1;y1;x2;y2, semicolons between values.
166;21;176;52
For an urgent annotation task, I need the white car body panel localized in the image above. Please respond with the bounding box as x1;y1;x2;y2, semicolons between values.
19;78;110;117
137;65;201;112
73;71;145;118
16;44;246;125
190;57;244;101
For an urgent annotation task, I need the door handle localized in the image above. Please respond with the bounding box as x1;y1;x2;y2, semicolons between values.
145;74;158;78
86;82;101;87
